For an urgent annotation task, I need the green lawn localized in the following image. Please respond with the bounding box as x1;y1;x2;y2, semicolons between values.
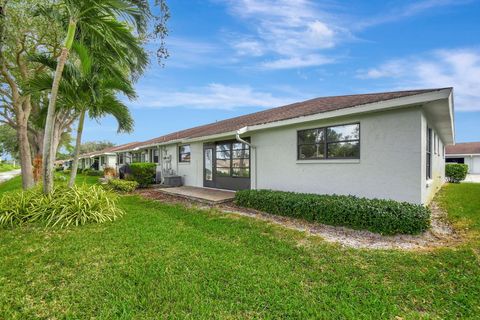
0;177;479;319
0;163;19;173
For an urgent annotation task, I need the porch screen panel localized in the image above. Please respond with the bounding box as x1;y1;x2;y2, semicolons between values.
232;142;250;177
216;143;231;176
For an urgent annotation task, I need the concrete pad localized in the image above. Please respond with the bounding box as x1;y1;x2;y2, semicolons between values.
464;174;480;183
158;186;235;204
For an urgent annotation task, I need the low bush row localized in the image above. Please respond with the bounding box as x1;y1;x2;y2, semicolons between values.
108;179;139;192
0;185;124;228
235;190;431;235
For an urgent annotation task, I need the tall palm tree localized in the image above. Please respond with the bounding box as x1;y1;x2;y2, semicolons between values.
40;0;150;193
28;45;136;187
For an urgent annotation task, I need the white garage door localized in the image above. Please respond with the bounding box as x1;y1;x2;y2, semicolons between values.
472;156;480;174
465;156;480;174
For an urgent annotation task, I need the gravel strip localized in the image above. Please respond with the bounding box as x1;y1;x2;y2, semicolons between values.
136;189;462;250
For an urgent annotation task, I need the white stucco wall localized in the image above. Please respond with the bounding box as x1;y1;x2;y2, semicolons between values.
252;107;424;204
176;142;203;187
420;112;446;204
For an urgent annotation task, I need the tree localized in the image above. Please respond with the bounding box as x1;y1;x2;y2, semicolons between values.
0;0;64;189
79;141;116;155
40;0;166;193
0;124;18;159
28;46;136;187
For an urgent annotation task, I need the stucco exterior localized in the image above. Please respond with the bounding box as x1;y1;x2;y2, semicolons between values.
80;89;453;205
420;111;447;204
251;107;425;204
159;105;446;204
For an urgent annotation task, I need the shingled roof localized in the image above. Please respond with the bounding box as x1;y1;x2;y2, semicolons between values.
79;88;451;157
446;142;480;155
79;141;140;158
131;88;448;148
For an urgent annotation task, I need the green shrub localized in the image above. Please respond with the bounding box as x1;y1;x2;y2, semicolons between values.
63;169;71;175
54;173;67;182
0;185;124;228
235;190;431;235
82;168;103;176
445;163;468;183
129;162;156;187
108;179;139;192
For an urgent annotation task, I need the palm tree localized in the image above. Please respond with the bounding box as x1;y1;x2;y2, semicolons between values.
40;0;150;193
28;45;136;187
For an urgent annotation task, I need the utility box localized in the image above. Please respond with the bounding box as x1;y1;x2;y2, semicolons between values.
163;175;182;187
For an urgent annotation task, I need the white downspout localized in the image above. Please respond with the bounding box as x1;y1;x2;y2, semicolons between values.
236;126;257;190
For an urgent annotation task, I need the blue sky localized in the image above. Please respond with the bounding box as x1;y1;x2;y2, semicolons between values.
83;0;480;144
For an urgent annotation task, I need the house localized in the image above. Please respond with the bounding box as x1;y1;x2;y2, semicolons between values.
446;142;480;174
77;142;140;171
78;88;455;204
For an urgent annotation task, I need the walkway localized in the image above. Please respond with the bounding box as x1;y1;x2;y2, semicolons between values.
464;174;480;183
0;169;21;184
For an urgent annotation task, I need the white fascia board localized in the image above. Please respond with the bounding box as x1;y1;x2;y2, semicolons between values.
448;91;455;143
446;154;480;157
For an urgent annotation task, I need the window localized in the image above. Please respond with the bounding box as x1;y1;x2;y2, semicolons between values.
153;149;159;163
179;145;191;162
215;141;250;178
132;153;140;163
298;123;360;160
205;149;213;181
118;153;124;165
426;127;432;180
141;153;146;163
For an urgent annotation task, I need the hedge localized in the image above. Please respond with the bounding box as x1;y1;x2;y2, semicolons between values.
445;163;468;183
128;162;156;187
108;179;139;192
234;190;431;235
82;168;103;176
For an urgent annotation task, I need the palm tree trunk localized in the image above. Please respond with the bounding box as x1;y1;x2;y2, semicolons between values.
68;109;85;188
42;19;76;194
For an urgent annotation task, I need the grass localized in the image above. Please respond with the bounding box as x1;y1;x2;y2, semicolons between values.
0;163;19;173
0;174;99;194
0;177;479;319
437;182;480;243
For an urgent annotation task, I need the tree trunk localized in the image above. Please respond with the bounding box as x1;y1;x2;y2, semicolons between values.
69;109;85;187
17;122;34;189
42;19;76;194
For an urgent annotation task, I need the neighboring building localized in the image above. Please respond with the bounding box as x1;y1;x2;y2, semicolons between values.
446;142;480;174
78;142;140;171
77;88;455;204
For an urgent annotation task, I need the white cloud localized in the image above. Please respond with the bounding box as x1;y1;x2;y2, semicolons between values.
233;39;265;56
262;54;333;70
222;0;345;69
356;0;472;29
359;48;480;111
131;83;299;110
